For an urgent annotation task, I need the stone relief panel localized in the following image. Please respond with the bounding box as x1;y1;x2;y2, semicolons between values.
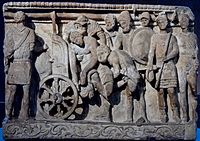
2;2;198;140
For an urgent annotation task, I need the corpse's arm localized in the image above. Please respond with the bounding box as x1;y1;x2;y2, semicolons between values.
108;51;120;78
97;31;106;45
69;45;79;89
114;33;123;50
80;37;98;85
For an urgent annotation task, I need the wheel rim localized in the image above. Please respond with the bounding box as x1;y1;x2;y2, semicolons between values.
38;74;78;119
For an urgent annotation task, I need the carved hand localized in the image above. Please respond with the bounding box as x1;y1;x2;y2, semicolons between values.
113;69;120;78
146;69;154;82
77;55;83;61
5;65;8;74
120;67;127;76
163;56;169;62
80;71;87;85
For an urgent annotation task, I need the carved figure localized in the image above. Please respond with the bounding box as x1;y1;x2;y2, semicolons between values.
130;12;154;70
69;31;99;96
104;14;118;50
74;15;106;45
176;13;199;122
115;11;134;52
69;31;113;121
146;13;180;123
4;11;35;120
129;12;154;123
97;45;140;122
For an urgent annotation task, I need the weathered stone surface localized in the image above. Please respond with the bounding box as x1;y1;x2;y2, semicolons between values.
2;2;198;140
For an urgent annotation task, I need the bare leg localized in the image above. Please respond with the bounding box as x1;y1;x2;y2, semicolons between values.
137;74;149;123
137;89;149;123
125;86;133;123
158;88;167;123
92;73;111;122
19;84;30;120
178;71;188;122
5;84;17;119
167;87;180;122
187;72;197;121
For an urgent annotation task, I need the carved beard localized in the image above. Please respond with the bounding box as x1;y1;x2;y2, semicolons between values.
106;24;115;31
180;22;189;29
122;27;131;33
78;29;87;36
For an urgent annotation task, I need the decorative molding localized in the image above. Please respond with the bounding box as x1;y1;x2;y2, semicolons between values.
3;120;195;140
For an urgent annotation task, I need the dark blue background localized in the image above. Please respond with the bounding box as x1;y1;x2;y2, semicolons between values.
0;0;200;129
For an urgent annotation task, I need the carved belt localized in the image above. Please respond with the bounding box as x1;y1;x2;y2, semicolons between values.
13;59;31;62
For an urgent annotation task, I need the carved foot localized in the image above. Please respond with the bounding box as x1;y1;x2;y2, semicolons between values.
172;109;181;123
160;114;168;123
173;116;181;123
135;117;150;125
80;84;94;98
182;117;188;123
94;115;110;122
124;119;132;123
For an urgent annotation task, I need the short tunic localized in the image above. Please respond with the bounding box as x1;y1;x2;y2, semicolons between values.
148;33;179;88
6;26;35;85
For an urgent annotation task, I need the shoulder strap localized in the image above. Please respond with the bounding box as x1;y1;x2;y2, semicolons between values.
13;28;30;53
164;33;172;56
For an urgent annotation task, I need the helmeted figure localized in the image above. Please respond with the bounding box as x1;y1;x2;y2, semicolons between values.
176;13;199;122
115;11;135;52
104;14;119;51
146;12;180;123
74;15;106;45
4;11;35;120
128;12;154;123
130;12;155;70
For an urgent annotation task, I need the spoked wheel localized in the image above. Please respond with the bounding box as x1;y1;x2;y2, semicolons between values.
38;74;78;120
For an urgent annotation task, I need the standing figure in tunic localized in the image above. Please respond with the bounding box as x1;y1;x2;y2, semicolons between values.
146;13;180;123
4;11;35;120
176;13;199;122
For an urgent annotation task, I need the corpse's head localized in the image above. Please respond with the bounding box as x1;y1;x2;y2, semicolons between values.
96;45;111;63
74;15;88;35
69;31;84;47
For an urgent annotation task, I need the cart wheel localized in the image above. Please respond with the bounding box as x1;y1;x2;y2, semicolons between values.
38;74;78;120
